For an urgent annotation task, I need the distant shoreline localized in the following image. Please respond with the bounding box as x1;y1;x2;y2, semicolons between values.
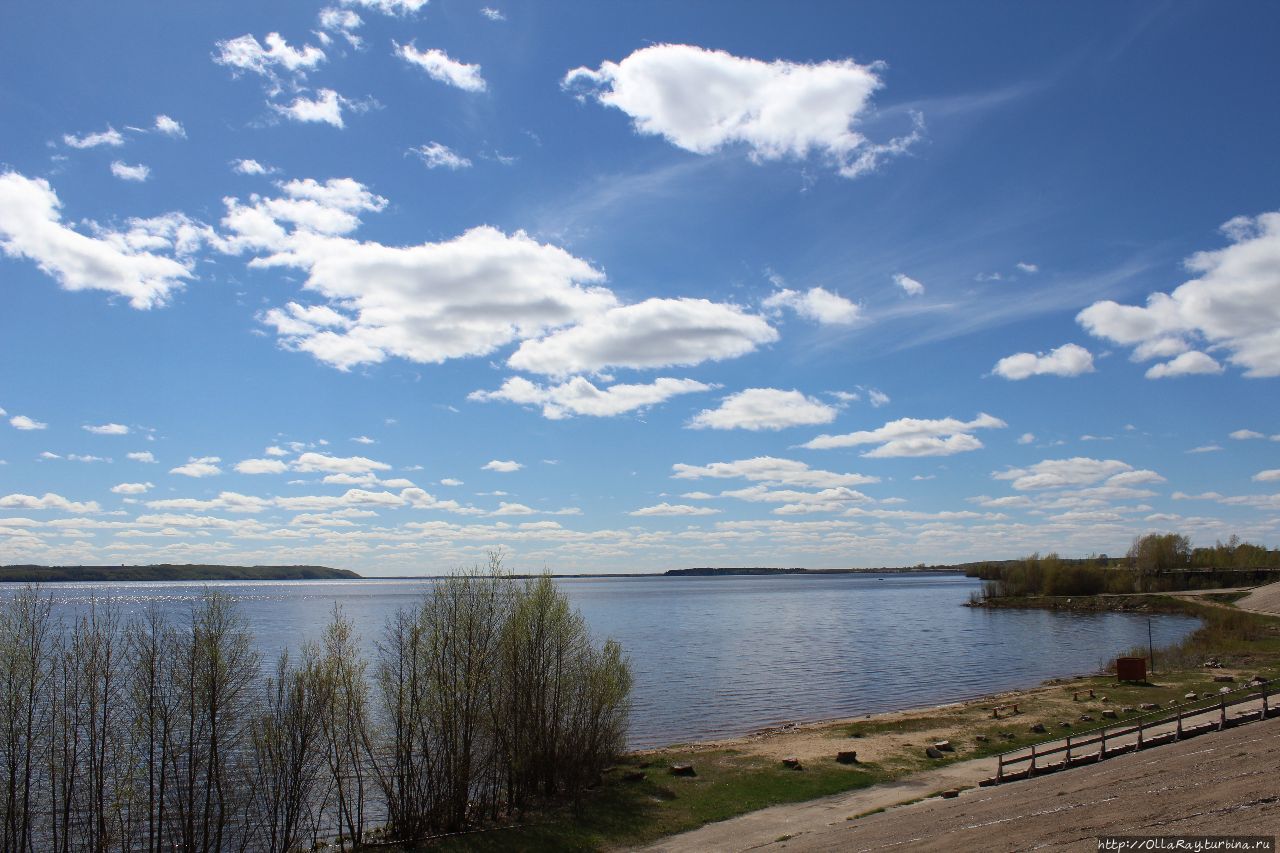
1;564;975;583
0;564;361;583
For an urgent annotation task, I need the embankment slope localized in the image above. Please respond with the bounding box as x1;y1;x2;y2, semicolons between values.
641;715;1280;852
1238;579;1280;617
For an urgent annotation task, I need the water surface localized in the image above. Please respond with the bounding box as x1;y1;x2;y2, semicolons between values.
5;574;1199;748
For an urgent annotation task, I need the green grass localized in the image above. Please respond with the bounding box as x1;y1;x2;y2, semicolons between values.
430;751;886;851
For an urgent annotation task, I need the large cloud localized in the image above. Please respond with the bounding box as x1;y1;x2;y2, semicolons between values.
223;178;780;375
507;298;777;375
222;181;617;369
0;173;196;308
992;457;1136;490
470;375;710;420
992;343;1095;380
802;413;1006;457
688;388;837;431
1077;212;1280;378
563;44;919;178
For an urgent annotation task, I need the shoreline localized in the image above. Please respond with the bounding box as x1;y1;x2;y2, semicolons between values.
632;670;1094;763
634;591;1211;755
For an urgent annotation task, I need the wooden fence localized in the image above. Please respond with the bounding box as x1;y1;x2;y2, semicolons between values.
986;677;1275;785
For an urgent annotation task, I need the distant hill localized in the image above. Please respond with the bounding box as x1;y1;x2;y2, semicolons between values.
0;564;361;582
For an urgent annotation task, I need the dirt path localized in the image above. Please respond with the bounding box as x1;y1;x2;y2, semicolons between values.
639;695;1279;852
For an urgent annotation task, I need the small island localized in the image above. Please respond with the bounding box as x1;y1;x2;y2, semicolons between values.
0;564;362;582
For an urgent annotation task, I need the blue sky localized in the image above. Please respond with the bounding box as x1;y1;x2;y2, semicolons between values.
2;1;1278;574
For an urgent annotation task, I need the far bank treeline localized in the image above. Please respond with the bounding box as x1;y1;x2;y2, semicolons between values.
0;564;361;582
967;534;1280;598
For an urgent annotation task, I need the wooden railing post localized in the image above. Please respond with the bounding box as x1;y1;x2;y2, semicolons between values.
1100;726;1107;759
1220;696;1227;731
1264;681;1269;718
1136;717;1144;751
1065;735;1072;765
997;753;1004;782
1029;743;1036;776
1175;707;1182;741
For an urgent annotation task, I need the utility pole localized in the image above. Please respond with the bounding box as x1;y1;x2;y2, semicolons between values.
1148;617;1155;675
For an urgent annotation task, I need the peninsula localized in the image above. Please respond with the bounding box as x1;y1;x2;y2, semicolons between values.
0;564;362;582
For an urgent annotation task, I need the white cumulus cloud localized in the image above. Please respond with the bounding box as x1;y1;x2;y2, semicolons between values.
893;273;924;296
214;32;325;85
395;43;486;92
471;375;710;420
111;482;153;494
0;492;100;513
482;460;522;473
153;115;186;138
1078;211;1280;378
84;423;130;435
0;172;195;309
291;452;390;474
169;456;222;478
342;0;427;14
802;413;1006;457
226;178;774;377
630;503;720;517
272;89;346;128
127;451;157;463
992;457;1136;490
688;388;837;431
763;286;860;325
508;298;776;376
992;343;1095;380
563;43;919;178
672;456;877;489
1144;350;1224;379
234;458;288;474
10;415;48;430
1254;469;1280;483
232;159;273;175
63;127;124;149
318;8;363;46
410;142;472;170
